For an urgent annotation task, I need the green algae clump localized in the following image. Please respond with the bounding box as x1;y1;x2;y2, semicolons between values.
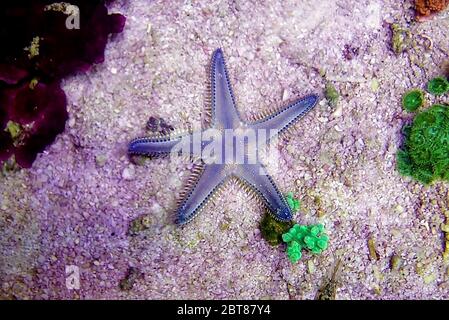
402;89;424;112
397;104;449;184
260;193;302;246
427;77;449;96
324;82;339;106
282;224;329;263
260;212;294;246
391;23;411;55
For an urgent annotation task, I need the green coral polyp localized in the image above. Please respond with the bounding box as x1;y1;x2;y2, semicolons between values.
286;241;302;262
282;224;329;263
427;77;449;96
402;89;424;112
285;192;300;212
397;104;449;184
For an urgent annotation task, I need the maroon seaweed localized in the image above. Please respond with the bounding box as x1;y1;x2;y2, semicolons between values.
0;0;125;168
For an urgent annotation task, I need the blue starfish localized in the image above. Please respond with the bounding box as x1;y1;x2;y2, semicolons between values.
129;49;318;225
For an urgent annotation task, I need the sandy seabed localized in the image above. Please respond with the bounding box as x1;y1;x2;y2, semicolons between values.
1;0;449;299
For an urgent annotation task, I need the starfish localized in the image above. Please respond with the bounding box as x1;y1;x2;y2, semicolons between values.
129;49;318;225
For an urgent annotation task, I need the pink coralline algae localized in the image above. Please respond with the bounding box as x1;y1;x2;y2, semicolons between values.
0;1;126;168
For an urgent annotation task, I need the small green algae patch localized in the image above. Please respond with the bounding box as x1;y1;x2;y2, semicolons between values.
391;23;411;55
397;104;449;185
1;156;19;175
390;254;402;271
128;215;152;236
29;78;39;90
370;78;380;92
5;121;22;140
282;224;329;263
368;237;379;261
324;82;339;106
260;212;294;246
402;89;424;112
427;77;449;96
24;36;41;59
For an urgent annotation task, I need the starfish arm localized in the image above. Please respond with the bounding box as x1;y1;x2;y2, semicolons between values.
251;94;318;142
128;132;208;158
236;163;293;221
176;163;226;224
209;48;241;128
128;136;186;156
